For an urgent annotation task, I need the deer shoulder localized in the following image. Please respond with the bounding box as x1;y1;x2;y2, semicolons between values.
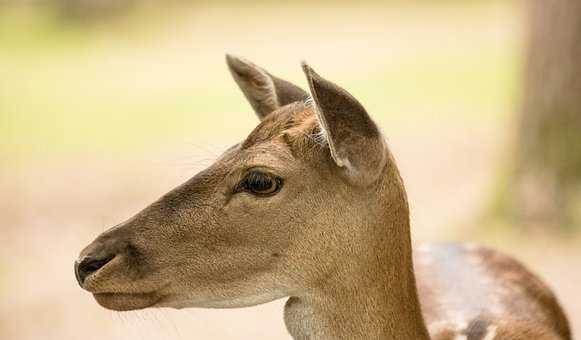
415;243;571;340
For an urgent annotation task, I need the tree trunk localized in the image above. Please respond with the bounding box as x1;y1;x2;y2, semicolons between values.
506;0;581;230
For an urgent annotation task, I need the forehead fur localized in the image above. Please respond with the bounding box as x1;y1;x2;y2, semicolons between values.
241;101;325;156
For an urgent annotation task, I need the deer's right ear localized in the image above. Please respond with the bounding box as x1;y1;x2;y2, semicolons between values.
226;55;309;120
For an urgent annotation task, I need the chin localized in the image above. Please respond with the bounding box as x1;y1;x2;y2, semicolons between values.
93;292;163;311
158;289;290;310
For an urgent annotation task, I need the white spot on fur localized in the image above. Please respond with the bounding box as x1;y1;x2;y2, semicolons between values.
429;321;470;340
483;325;498;340
458;322;468;330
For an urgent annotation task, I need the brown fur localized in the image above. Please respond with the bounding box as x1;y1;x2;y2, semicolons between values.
416;244;571;340
76;57;571;340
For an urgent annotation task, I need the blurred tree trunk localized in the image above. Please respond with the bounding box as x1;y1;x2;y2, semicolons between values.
505;0;581;229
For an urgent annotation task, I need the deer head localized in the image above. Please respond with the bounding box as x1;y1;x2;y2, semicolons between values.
75;57;409;325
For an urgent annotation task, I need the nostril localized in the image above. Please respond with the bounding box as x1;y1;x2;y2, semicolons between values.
75;254;115;286
83;256;112;273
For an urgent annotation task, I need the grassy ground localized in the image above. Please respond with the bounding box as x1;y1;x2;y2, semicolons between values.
2;2;580;340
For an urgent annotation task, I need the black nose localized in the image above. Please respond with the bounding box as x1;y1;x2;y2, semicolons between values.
75;254;115;286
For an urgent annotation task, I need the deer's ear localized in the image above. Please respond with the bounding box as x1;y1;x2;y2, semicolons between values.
226;55;309;120
302;62;386;183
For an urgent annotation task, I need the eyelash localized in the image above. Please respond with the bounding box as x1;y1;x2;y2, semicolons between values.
235;171;283;196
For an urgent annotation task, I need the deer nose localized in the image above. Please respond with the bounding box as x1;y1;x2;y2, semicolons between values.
75;254;115;286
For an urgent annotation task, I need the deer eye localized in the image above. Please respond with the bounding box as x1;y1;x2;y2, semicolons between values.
238;171;282;196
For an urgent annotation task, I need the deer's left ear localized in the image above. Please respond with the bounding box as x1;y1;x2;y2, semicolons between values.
226;55;309;120
302;62;387;184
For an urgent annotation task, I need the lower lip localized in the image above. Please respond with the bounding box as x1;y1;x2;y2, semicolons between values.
93;292;161;311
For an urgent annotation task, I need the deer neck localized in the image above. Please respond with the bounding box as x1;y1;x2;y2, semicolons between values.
284;178;430;340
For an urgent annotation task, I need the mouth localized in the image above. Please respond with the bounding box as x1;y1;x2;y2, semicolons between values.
92;291;163;311
76;257;168;311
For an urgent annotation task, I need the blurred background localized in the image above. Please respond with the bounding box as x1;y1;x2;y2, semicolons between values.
2;0;580;339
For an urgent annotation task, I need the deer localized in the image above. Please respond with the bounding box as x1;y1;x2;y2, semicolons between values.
75;56;572;340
